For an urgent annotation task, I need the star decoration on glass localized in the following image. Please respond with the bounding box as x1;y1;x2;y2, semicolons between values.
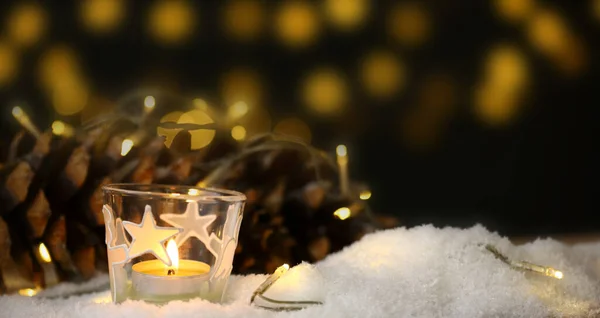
123;205;182;266
160;200;217;249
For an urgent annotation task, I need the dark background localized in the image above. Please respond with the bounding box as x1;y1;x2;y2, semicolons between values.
0;0;597;236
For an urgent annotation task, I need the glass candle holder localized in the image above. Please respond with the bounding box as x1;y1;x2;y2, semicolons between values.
102;184;245;304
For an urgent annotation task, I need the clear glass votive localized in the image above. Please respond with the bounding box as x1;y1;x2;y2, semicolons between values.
102;184;245;304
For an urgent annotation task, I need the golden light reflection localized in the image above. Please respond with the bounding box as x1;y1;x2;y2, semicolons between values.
148;0;196;45
0;42;18;86
221;69;262;107
361;50;405;99
80;0;125;34
359;190;371;200
177;110;216;150
6;3;46;47
324;0;369;31
188;189;200;196
333;207;351;220
275;1;320;48
223;0;265;41
388;3;431;47
303;69;347;117
120;139;134;156
494;0;535;23
273;117;312;144
231;125;247;141
38;243;51;263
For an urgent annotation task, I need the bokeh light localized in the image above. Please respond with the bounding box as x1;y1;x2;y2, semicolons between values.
303;68;347;117
0;41;18;86
474;44;529;127
273;117;312;144
275;1;320;48
220;69;263;107
51;79;90;116
148;0;196;45
493;0;536;23
527;8;586;76
387;2;431;47
360;50;405;99
222;0;265;42
38;46;82;90
6;2;47;47
236;105;271;138
80;0;125;34
323;0;369;31
158;109;215;151
231;125;247;141
193;98;208;110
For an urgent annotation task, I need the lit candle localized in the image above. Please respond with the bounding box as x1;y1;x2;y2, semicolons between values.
12;106;41;139
130;239;213;303
336;145;349;196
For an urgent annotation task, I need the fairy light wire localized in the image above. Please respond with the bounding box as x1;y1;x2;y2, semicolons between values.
485;244;564;279
250;264;324;311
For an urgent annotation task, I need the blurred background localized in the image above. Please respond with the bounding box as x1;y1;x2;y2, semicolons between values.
0;0;597;237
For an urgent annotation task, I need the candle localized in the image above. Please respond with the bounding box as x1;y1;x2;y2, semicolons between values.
130;239;213;303
336;144;349;196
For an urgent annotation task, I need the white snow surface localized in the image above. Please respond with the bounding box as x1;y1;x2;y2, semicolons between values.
2;225;600;318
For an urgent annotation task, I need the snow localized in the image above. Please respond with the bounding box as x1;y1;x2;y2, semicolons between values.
1;225;600;318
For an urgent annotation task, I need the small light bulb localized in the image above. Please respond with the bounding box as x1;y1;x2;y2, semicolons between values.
333;207;351;220
231;125;247;141
120;139;134;156
51;120;65;135
38;243;51;263
144;95;155;110
12;106;23;117
336;144;347;157
188;188;200;196
18;288;39;297
359;190;372;200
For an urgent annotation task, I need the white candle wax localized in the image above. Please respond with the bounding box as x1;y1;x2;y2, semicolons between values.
131;259;212;303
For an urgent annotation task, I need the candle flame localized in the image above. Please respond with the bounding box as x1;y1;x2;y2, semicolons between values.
120;139;134;156
166;239;179;270
333;207;351;220
38;243;51;263
336;144;347;157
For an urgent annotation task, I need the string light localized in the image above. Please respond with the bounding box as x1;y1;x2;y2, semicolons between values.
387;3;431;47
303;69;347;117
359;190;372;200
250;264;322;311
80;0;125;34
6;3;46;47
333;207;351;220
273;118;312;144
12;106;41;139
275;1;320;48
18;288;40;297
144;95;156;113
324;0;369;31
51;120;74;137
121;139;134;156
493;0;536;23
223;0;265;41
38;243;52;263
228;101;249;120
148;0;196;45
0;42;18;86
231;125;247;141
361;50;405;99
485;245;564;279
